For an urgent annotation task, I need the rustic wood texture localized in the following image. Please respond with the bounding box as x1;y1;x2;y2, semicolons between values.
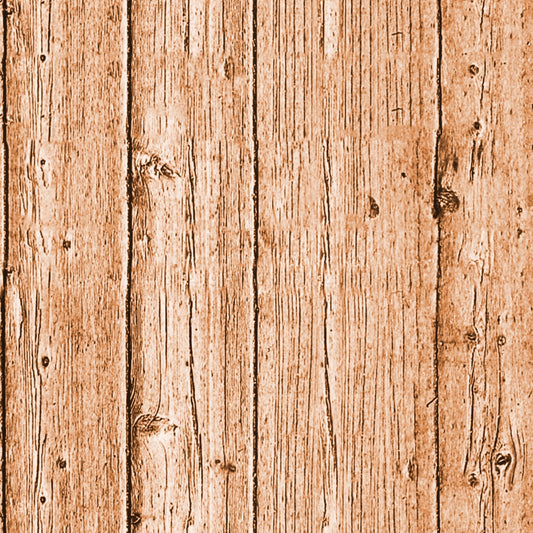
129;0;254;530
437;0;533;531
3;0;128;530
1;0;532;531
256;0;440;530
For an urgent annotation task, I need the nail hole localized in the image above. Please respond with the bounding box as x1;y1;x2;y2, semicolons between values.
62;240;71;250
40;159;46;166
401;172;407;178
40;496;46;504
41;356;50;367
497;335;506;346
473;121;482;130
469;64;479;75
57;459;67;469
40;54;46;62
131;513;141;525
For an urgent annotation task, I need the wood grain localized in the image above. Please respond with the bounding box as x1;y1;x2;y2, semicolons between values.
3;0;128;530
129;0;254;530
437;0;533;531
256;0;440;530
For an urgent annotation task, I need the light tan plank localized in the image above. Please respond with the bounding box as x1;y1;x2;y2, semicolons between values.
129;0;254;530
256;0;439;530
438;0;533;530
4;0;128;531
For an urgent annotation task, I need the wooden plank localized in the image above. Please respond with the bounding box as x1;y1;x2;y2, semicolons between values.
4;0;128;530
437;0;533;530
129;0;254;530
256;0;439;530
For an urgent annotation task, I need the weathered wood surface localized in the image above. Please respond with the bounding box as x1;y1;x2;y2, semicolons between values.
129;0;254;530
0;0;531;531
437;0;533;531
255;0;439;531
3;0;128;530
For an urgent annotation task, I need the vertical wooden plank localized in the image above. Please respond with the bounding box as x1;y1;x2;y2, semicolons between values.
438;0;533;530
4;0;128;530
0;6;4;532
256;0;439;530
129;0;253;530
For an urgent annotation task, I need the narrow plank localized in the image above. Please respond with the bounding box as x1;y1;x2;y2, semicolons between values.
0;8;4;532
438;0;533;530
4;0;128;530
129;0;254;530
256;0;439;530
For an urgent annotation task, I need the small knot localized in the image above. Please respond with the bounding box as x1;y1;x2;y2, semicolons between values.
465;327;477;343
497;335;506;346
435;188;460;216
473;121;482;131
369;196;379;218
468;473;479;487
494;452;512;475
57;458;67;469
469;64;479;75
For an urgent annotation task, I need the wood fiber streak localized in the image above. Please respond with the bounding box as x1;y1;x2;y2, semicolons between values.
438;0;533;531
256;0;439;531
129;0;253;530
3;0;128;531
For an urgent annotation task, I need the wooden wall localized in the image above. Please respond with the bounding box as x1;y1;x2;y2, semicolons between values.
0;0;532;530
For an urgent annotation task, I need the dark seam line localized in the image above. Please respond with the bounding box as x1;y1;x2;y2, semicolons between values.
126;0;133;529
1;0;8;528
433;0;443;531
251;0;258;529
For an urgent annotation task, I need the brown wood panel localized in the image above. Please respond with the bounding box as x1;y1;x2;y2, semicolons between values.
437;0;533;531
256;0;439;530
129;0;254;530
3;0;128;531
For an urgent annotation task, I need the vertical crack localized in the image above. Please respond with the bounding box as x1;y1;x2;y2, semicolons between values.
433;0;443;530
251;0;259;528
125;0;133;528
1;0;9;528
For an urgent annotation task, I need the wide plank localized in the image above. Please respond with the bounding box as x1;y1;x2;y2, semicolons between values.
437;0;533;530
129;0;254;530
4;0;128;530
256;0;440;530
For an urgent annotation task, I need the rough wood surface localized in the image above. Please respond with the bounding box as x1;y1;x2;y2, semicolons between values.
437;0;533;531
1;0;532;531
3;0;128;530
129;0;254;530
256;0;440;530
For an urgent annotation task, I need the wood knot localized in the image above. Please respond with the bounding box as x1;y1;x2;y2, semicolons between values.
133;414;178;435
435;188;460;216
465;327;477;343
494;452;512;475
369;196;380;218
468;472;479;487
